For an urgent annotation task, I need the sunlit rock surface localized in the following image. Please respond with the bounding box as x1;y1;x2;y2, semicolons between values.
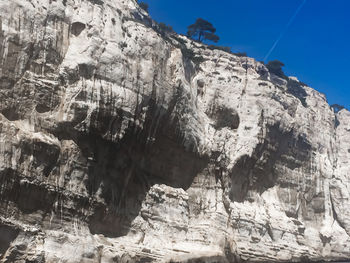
0;0;350;262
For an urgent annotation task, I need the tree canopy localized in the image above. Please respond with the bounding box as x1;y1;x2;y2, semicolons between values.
187;18;220;43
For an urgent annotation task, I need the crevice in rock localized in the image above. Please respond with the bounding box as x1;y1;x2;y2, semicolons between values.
35;104;51;113
207;105;240;130
71;22;86;37
319;233;332;247
78;63;95;79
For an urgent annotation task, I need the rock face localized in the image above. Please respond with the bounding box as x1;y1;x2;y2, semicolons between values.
0;0;349;262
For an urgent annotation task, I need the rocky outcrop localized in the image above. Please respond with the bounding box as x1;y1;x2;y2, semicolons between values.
0;0;350;262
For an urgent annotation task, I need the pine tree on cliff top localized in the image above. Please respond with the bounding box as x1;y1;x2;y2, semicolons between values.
187;18;220;43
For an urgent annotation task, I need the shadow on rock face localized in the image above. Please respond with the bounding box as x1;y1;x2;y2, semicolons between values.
0;76;208;238
81;97;209;237
211;106;240;130
228;123;312;202
0;224;19;259
1;107;21;121
0;169;58;215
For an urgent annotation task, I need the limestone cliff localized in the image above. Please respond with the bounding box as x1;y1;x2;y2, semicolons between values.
0;0;350;262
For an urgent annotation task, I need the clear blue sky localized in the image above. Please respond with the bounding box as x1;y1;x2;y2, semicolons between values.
145;0;350;109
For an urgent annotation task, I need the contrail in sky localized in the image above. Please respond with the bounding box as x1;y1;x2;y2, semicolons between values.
264;0;307;62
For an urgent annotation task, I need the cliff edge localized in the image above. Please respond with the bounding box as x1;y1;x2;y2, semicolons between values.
0;0;350;262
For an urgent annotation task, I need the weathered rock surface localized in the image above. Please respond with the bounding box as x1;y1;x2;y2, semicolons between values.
0;0;349;262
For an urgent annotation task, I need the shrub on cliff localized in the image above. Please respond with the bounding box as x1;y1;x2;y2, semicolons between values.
139;1;149;12
181;47;205;65
158;22;173;35
208;45;231;53
233;52;247;57
266;60;286;79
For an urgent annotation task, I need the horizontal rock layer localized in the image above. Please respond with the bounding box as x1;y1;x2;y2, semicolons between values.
0;0;349;262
